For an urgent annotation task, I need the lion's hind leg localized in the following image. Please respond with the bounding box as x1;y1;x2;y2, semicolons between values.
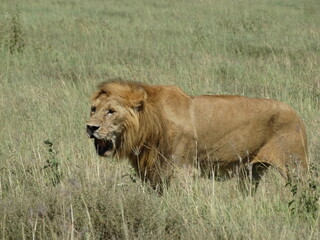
240;131;307;196
251;131;307;179
237;136;292;195
238;161;270;195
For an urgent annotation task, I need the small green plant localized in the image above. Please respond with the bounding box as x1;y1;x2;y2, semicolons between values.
43;140;63;186
287;164;320;220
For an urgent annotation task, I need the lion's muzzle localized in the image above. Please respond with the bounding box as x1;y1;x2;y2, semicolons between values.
87;124;100;138
87;124;116;157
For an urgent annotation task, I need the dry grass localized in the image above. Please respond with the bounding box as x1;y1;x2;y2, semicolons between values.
0;0;320;239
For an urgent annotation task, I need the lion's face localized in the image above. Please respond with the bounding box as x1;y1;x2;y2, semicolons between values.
87;81;147;158
86;93;134;157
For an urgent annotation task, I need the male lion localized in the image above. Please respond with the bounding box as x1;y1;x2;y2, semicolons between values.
87;79;308;192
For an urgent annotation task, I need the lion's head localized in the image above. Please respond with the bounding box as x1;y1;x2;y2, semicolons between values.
86;80;147;158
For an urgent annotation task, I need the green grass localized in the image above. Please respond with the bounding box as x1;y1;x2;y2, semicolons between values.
0;0;320;239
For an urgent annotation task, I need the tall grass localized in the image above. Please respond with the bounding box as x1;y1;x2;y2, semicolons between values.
0;0;319;239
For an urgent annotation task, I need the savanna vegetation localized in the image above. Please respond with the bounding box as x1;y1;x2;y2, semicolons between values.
0;0;319;239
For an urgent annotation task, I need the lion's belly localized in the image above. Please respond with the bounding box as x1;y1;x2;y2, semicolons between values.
193;124;270;178
195;115;273;164
196;122;270;162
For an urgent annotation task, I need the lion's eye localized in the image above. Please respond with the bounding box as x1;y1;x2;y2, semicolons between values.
91;106;96;112
106;109;115;115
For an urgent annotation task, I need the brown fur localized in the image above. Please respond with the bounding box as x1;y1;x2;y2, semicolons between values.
87;79;308;191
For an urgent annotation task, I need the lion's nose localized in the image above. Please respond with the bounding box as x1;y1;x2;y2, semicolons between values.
87;124;100;138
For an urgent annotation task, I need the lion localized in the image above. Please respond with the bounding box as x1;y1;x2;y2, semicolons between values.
86;79;308;192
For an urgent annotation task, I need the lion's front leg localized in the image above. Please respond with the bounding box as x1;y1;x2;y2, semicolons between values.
130;154;174;194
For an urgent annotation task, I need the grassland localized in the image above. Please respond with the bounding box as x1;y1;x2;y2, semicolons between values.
0;0;320;239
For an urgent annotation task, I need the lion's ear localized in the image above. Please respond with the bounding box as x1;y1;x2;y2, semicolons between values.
131;86;147;112
90;90;110;103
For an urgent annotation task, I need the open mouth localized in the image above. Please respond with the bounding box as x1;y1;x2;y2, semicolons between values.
94;138;114;157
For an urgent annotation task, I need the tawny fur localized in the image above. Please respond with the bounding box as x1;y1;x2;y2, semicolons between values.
87;79;308;190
